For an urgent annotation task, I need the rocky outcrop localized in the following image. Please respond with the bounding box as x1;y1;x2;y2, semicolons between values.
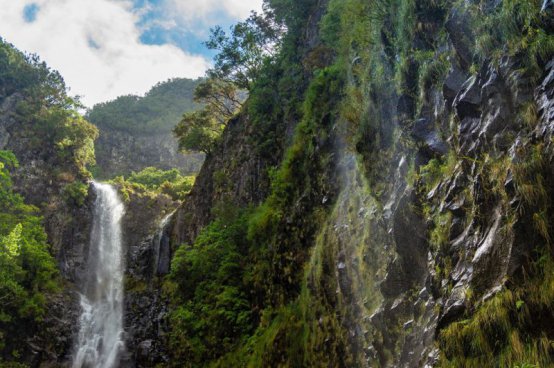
172;114;276;246
94;129;204;178
163;0;554;366
118;189;179;367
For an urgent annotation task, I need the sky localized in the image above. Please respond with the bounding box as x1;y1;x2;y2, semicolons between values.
0;0;263;108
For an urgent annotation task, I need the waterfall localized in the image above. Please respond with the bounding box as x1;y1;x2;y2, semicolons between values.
152;211;175;276
73;181;126;368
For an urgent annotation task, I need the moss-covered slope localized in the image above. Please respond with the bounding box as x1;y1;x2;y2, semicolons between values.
163;0;554;367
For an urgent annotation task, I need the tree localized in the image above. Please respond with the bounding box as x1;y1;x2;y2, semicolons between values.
0;150;60;352
174;109;224;154
205;10;285;90
174;78;244;154
174;8;284;154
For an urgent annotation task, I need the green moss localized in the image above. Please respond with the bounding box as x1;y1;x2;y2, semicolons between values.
439;254;554;367
62;181;89;207
165;210;254;366
468;0;554;81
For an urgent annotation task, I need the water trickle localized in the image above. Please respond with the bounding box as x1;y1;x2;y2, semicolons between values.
73;181;125;368
152;211;175;276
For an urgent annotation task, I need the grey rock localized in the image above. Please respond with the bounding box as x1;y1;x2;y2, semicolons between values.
443;61;468;103
445;8;474;69
542;0;554;31
455;76;481;119
411;118;448;156
470;207;514;295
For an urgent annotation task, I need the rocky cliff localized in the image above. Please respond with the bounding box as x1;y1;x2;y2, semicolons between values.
2;0;554;367
94;129;204;179
165;0;554;367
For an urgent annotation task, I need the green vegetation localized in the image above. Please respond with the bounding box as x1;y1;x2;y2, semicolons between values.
165;0;554;365
112;167;195;202
0;38;98;178
173;10;282;155
0;37;100;366
0;151;60;361
174;79;242;154
86;78;200;134
166;0;345;364
205;11;284;90
439;251;554;367
166;211;253;365
468;0;554;81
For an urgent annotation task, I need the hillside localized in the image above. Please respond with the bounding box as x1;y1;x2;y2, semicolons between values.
87;78;204;178
0;37;97;364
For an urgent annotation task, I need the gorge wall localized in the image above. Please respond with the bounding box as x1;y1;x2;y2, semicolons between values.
93;128;204;179
165;0;554;367
2;0;554;367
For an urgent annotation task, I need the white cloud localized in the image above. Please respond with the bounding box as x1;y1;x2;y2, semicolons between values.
0;0;210;107
167;0;263;27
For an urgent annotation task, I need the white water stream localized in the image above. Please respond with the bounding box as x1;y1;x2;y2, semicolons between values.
73;181;125;368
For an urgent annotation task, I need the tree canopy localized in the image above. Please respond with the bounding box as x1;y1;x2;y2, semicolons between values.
173;78;244;154
205;10;285;90
86;78;201;134
0;38;98;178
172;9;284;155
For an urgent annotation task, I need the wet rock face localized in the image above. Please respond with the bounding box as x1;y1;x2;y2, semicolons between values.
538;59;554;135
125;292;170;367
542;0;554;31
361;24;554;368
120;190;178;367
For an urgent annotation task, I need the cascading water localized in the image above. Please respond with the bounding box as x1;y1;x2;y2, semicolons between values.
152;211;175;276
73;181;126;368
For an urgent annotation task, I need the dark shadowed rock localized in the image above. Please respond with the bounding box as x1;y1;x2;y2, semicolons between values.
445;8;474;69
542;0;554;31
454;76;481;119
411;118;448;156
470;208;514;295
443;61;468;105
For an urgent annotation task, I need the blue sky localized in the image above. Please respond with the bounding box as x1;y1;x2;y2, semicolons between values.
133;0;238;57
0;0;262;107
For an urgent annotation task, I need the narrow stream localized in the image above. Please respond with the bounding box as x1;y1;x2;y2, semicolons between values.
73;181;125;368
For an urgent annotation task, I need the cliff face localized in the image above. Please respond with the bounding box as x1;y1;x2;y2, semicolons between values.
94;129;204;179
119;188;179;367
172;113;276;246
167;0;554;367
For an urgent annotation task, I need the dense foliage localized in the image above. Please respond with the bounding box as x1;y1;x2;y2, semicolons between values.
0;38;98;178
166;0;345;365
0;151;60;361
0;39;97;364
87;78;201;134
173;8;285;155
112;167;195;202
166;211;253;365
173;78;243;154
205;11;285;90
